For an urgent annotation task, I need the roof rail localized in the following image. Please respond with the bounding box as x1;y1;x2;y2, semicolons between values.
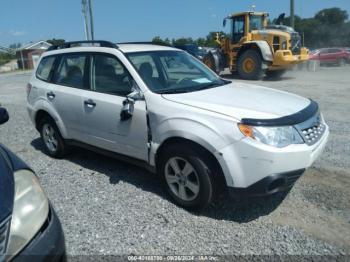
47;40;118;51
117;41;172;47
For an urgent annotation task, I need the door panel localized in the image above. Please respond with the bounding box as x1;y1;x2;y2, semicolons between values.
48;83;88;141
80;52;149;161
49;53;89;140
81;91;148;160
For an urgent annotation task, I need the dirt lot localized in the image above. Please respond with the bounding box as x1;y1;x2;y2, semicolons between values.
0;67;349;256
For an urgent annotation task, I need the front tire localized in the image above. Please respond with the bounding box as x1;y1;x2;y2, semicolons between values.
39;117;67;158
158;144;214;210
237;50;263;80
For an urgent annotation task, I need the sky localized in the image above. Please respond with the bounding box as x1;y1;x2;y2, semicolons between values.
0;0;350;47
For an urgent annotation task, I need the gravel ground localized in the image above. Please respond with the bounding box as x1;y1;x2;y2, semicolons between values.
0;67;349;256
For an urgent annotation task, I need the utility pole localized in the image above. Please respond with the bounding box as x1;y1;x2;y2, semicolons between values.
88;0;94;40
290;0;295;29
82;0;90;40
82;0;94;40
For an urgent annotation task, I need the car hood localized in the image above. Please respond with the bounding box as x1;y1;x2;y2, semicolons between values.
162;82;311;120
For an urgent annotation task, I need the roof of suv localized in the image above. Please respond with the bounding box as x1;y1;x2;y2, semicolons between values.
118;43;178;53
45;41;179;55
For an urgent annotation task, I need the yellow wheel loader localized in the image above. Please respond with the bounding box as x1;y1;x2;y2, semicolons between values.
203;12;309;80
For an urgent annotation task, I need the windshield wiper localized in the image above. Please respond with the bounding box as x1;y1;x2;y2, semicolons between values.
159;80;230;94
158;88;192;94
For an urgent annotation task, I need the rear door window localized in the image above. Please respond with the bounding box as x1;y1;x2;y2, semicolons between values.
36;56;56;81
53;54;87;89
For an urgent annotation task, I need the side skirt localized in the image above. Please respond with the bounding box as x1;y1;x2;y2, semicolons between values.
65;140;156;173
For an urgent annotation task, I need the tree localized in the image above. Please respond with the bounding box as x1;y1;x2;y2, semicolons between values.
315;8;348;25
205;31;228;47
172;37;194;46
272;8;350;49
152;36;171;45
46;38;65;46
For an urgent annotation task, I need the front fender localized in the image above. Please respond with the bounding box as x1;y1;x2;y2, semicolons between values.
30;98;68;138
149;117;238;186
156;117;228;151
243;41;273;62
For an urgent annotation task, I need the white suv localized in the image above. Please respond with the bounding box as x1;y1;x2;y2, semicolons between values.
27;41;329;209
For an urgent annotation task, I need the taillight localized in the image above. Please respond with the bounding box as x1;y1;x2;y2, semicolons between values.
26;83;32;97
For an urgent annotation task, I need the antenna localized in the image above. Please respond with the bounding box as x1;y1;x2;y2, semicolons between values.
250;4;256;12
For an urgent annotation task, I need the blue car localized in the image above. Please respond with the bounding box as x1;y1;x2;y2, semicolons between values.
0;107;65;261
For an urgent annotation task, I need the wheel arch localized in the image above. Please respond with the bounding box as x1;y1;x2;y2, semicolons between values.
204;49;225;74
32;101;68;138
155;136;228;189
238;41;273;62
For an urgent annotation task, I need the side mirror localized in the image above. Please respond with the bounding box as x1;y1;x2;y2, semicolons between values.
0;107;9;125
120;99;134;121
120;88;143;121
223;18;227;27
127;88;144;101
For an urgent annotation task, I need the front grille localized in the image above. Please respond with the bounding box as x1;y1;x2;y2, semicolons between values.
0;217;10;258
290;32;301;55
295;113;326;146
273;36;280;52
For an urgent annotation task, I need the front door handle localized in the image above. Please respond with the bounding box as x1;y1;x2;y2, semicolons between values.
47;91;55;100
84;99;96;108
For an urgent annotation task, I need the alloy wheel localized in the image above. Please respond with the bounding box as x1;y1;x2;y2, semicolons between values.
165;157;200;201
42;123;58;153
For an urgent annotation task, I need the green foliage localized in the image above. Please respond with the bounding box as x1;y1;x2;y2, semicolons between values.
152;31;228;48
151;36;171;45
46;38;65;46
0;53;16;66
153;8;349;50
315;8;348;25
273;8;350;49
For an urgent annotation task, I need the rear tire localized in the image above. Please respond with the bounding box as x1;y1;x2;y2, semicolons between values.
203;53;219;74
265;69;287;79
237;50;263;80
158;144;215;210
39;117;67;158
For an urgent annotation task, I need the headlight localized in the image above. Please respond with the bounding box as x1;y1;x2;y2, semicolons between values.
6;170;49;259
238;124;304;148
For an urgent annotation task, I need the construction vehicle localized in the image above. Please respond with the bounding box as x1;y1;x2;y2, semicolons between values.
203;11;309;80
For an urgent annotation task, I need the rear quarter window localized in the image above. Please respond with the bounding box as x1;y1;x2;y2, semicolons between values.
36;56;56;81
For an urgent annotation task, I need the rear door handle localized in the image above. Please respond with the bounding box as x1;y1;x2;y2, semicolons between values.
84;99;96;108
47;91;55;100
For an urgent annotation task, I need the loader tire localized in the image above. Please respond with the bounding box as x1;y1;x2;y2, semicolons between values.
237;50;263;80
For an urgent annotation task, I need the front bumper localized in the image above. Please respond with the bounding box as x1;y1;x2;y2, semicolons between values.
228;169;305;197
216;124;329;189
271;47;309;68
12;205;66;262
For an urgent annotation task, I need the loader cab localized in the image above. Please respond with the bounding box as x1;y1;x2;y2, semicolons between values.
225;12;268;44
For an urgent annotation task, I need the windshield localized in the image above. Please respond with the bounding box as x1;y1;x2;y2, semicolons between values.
126;51;228;94
250;15;264;31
